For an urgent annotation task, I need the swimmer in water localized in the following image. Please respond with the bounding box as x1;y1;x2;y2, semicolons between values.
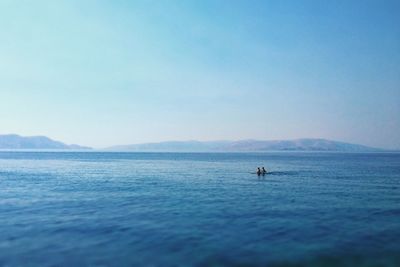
262;167;267;175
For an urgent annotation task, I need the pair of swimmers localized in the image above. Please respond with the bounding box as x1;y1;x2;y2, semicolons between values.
257;167;267;175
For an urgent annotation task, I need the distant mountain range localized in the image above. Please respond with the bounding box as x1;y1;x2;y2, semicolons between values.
0;134;91;150
0;135;383;151
107;139;380;152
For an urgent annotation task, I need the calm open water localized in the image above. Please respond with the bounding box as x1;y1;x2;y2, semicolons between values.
0;152;399;266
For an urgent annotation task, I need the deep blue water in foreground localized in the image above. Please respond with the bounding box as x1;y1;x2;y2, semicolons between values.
0;152;399;267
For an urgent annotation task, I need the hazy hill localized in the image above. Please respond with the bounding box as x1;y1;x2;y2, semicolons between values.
106;138;379;152
0;134;91;149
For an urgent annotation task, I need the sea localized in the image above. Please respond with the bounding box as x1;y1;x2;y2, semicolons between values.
0;151;399;267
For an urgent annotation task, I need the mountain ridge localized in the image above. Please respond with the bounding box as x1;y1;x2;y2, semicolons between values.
0;135;385;151
0;134;91;150
106;138;381;152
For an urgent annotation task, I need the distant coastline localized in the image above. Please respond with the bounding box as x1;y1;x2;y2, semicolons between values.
0;134;390;152
106;138;382;152
0;134;91;150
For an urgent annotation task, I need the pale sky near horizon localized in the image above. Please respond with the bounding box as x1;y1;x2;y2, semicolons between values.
0;0;399;149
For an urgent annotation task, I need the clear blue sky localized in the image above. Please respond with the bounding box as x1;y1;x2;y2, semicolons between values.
0;0;399;149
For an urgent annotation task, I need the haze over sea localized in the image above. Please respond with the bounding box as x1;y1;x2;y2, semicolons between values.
1;151;399;266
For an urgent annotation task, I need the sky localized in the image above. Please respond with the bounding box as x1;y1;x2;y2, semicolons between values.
0;0;399;149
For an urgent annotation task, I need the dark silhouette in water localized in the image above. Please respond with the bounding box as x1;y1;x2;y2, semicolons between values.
256;167;261;176
262;167;267;175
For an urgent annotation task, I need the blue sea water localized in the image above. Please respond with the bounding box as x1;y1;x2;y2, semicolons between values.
0;151;399;266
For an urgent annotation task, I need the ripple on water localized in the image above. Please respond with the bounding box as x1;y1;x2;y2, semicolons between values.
0;152;399;266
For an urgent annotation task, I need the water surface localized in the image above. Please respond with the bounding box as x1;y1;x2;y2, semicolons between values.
0;152;399;266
